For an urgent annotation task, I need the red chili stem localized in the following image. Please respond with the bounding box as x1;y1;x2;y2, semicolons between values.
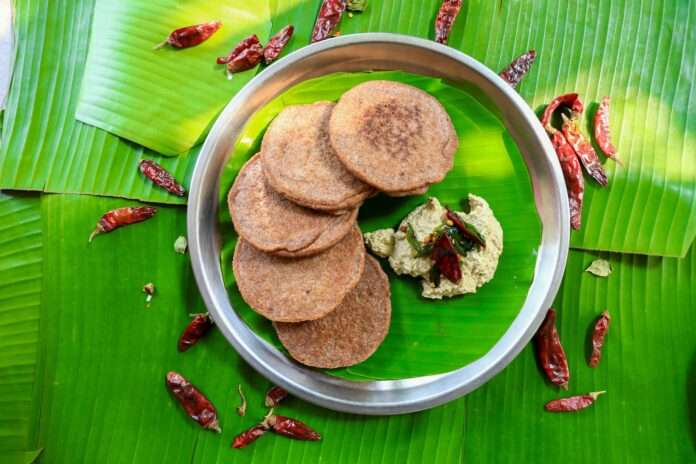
178;313;213;352
594;96;622;165
88;206;157;243
165;371;221;432
139;160;186;196
431;233;462;284
267;415;321;441
541;93;583;129
265;386;289;407
545;391;605;412
499;50;536;88
311;0;347;43
232;425;267;448
535;309;570;389
546;127;584;230
589;310;611;368
562;112;608;187
263;25;294;65
154;21;222;50
434;0;463;45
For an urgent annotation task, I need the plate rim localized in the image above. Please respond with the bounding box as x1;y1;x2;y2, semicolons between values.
187;33;570;415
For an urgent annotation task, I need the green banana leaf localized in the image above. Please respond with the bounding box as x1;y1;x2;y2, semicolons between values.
2;192;695;462
217;70;541;380
4;0;693;255
461;246;696;462
271;0;696;257
75;0;272;155
0;194;41;455
0;0;195;205
33;194;468;464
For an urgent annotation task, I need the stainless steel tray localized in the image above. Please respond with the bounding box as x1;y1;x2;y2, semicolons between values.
187;33;569;415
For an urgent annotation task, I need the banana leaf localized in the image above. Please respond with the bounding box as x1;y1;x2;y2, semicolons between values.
462;246;696;462
218;71;541;380
0;0;195;205
275;0;696;257
0;193;41;455
75;0;272;155
2;192;695;462
31;194;467;464
4;0;693;256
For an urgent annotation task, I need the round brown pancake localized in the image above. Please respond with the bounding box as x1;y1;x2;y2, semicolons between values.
329;80;458;193
228;154;358;258
260;102;373;211
388;185;429;197
274;255;391;368
233;226;366;322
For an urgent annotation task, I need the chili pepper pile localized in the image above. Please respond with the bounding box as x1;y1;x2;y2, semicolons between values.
541;92;621;230
231;385;322;449
155;21;294;77
218;26;295;77
233;409;321;449
534;308;613;413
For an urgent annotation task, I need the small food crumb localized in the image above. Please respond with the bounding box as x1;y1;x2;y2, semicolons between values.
585;259;611;277
142;283;155;307
174;235;188;254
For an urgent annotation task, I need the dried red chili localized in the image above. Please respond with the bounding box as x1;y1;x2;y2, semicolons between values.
546;127;584;230
178;313;213;352
545;391;605;412
499;50;536;88
446;209;485;248
154;21;222;50
217;34;263;75
594;96;621;164
165;371;221;432
562;113;608;187
232;409;320;449
541;93;583;129
88;206;157;242
535;308;570;390
311;0;347;43
267;414;321;441
265;386;289;407
217;35;259;64
263;25;294;65
232;425;267;449
431;233;462;284
589;310;611;368
139;160;186;197
434;0;463;45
